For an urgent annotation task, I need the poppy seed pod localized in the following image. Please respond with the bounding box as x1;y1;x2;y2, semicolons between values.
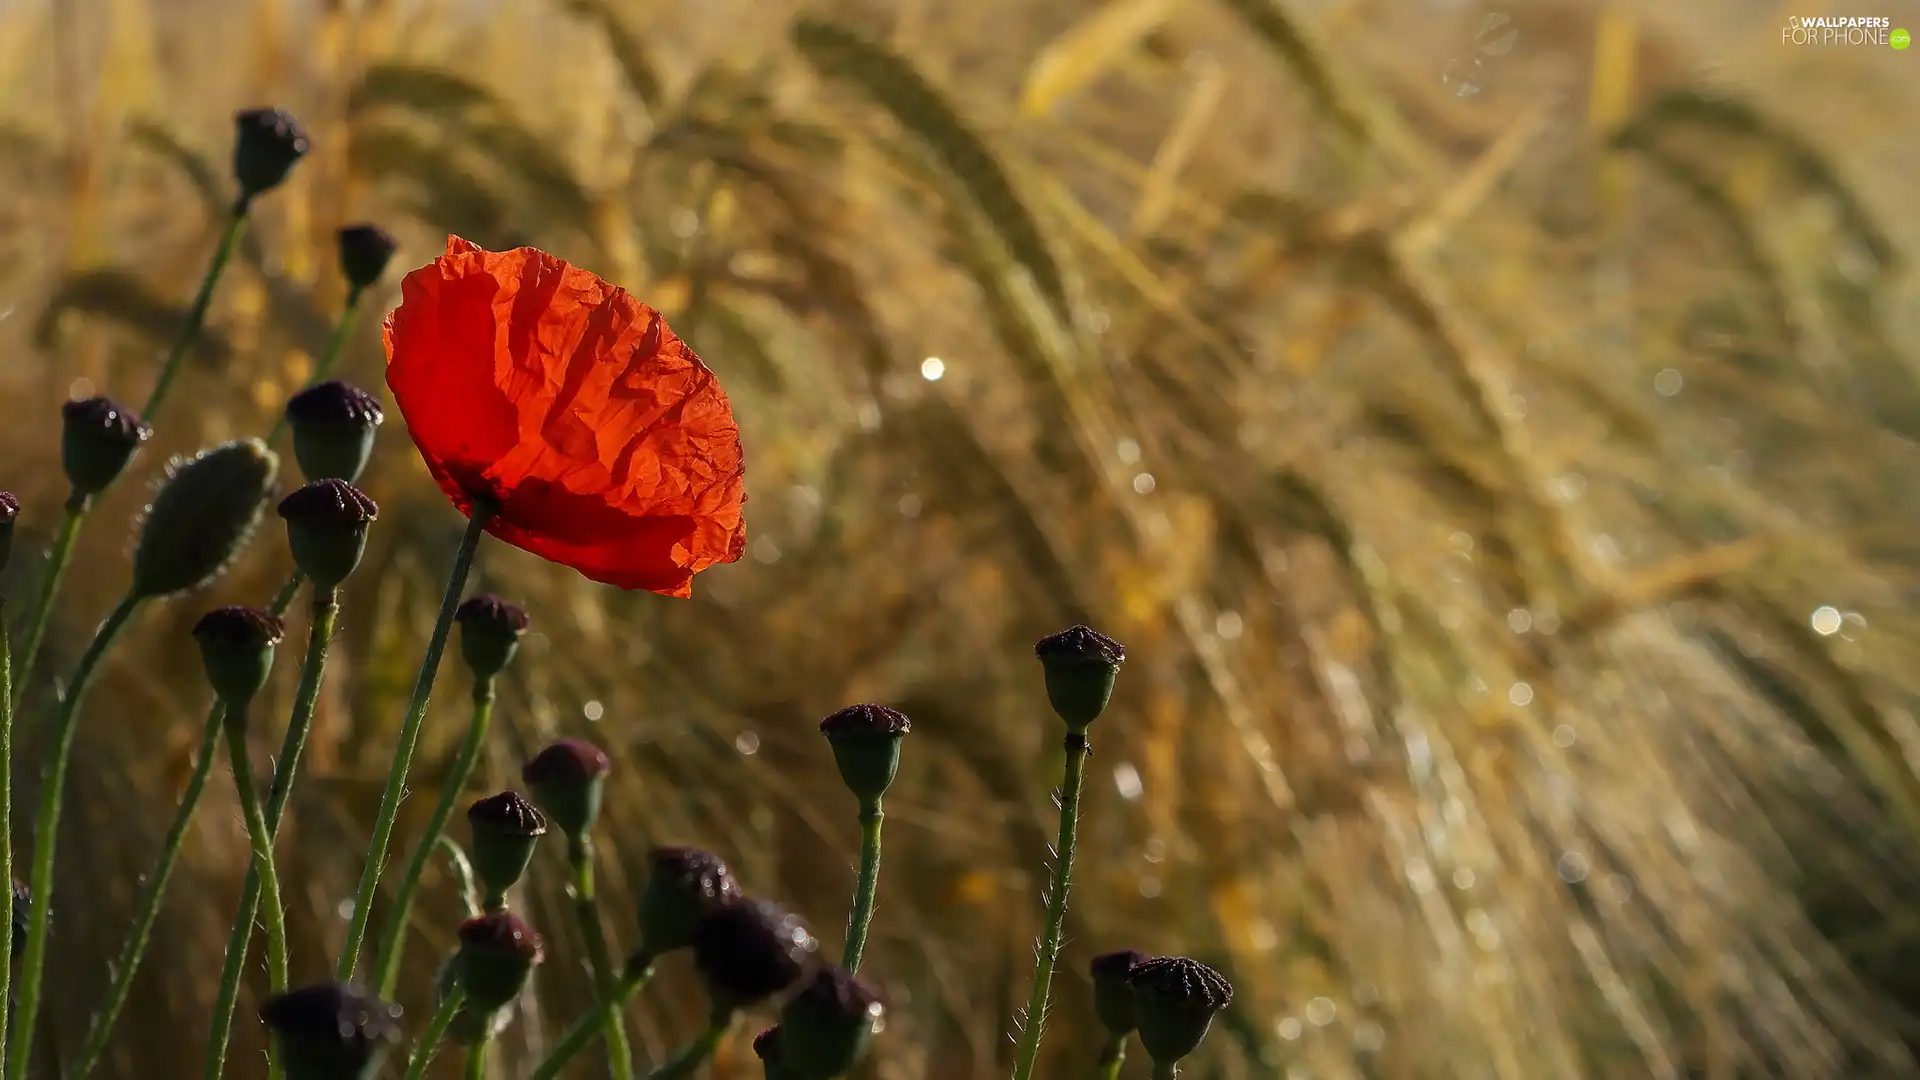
130;440;279;600
192;606;286;709
453;911;545;1012
283;381;384;485
1091;949;1147;1038
636;846;742;963
777;966;885;1080
818;704;911;805
521;739;612;840
466;791;546;905
277;479;379;589
690;899;818;1012
0;491;19;576
259;983;402;1080
1033;625;1127;730
60;396;152;497
1126;956;1233;1068
232;107;309;201
454;594;530;681
338;224;398;292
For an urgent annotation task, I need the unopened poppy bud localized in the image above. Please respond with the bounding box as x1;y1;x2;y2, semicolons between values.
278;479;378;589
130;439;278;600
60;396;152;497
233;107;309;201
691;899;818;1012
193;606;286;708
1091;949;1147;1038
283;381;384;484
778;966;885;1080
259;983;402;1080
11;880;29;954
818;704;911;805
1126;956;1233;1068
337;224;398;292
0;492;18;576
521;738;611;840
453;911;544;1012
1033;625;1127;730
636;846;741;964
455;594;530;681
466;791;546;905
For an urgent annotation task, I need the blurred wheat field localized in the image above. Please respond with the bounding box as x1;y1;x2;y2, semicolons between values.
3;0;1920;1077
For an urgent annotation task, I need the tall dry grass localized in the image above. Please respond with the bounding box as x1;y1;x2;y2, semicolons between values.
3;0;1920;1077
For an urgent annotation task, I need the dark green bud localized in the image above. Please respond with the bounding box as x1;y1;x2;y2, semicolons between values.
636;847;741;964
283;381;384;484
454;594;530;681
453;911;544;1012
192;605;286;708
0;492;18;577
60;396;152;496
691;899;817;1012
1126;956;1233;1068
233;107;309;201
1090;949;1146;1037
1033;625;1126;730
818;704;910;805
130;439;278;600
778;966;885;1080
277;479;378;589
259;983;402;1080
466;791;546;906
521;739;611;839
337;224;398;291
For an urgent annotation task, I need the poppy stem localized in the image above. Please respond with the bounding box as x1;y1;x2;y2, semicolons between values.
437;836;483;917
569;833;638;1080
201;591;340;1080
1096;1036;1126;1080
263;285;363;448
335;504;494;982
1009;732;1093;1080
466;1036;490;1080
3;593;142;1080
0;600;15;1056
842;799;885;972
371;677;499;997
70;703;223;1079
222;705;289;1080
645;1012;734;1080
524;964;655;1080
143;203;249;420
9;494;90;714
399;985;467;1080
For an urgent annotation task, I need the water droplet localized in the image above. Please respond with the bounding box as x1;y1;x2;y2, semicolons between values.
1131;472;1157;495
920;357;946;381
1115;438;1141;465
1215;611;1244;639
1653;368;1684;396
1354;1020;1387;1052
1137;876;1162;898
1442;57;1484;97
1557;851;1590;884
751;536;782;564
1811;606;1843;635
1142;836;1165;863
583;700;605;722
1508;682;1534;707
898;493;923;518
1276;1017;1303;1041
336;898;356;922
1112;762;1144;802
1306;997;1338;1026
734;731;760;755
1475;12;1518;55
1552;724;1577;747
1452;868;1476;890
68;377;95;400
1506;608;1533;634
669;208;701;238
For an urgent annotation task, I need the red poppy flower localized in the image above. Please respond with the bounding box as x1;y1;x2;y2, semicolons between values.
384;236;746;597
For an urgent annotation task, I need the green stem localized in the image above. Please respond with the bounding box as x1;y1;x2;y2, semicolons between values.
335;504;494;981
142;203;249;419
524;965;654;1080
201;592;339;1080
71;703;224;1079
223;710;287;1080
400;986;467;1080
3;593;141;1080
10;496;88;711
1097;1036;1127;1080
267;573;303;617
372;678;497;996
842;800;884;972
646;1016;733;1080
0;601;14;1052
1009;732;1092;1080
569;834;636;1080
263;287;363;447
466;1036;490;1080
437;836;482;918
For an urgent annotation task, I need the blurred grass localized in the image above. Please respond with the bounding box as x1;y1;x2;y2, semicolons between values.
3;0;1920;1077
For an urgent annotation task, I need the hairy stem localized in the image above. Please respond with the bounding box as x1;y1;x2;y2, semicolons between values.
10;495;88;711
373;678;497;996
400;986;467;1080
466;1036;490;1080
1097;1036;1126;1080
842;799;885;972
142;203;249;418
71;704;223;1078
263;287;364;447
1009;731;1092;1080
3;593;141;1080
569;833;636;1080
335;504;493;981
201;592;339;1080
223;709;288;1080
437;836;482;918
646;1015;733;1080
525;965;655;1080
0;602;13;1050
